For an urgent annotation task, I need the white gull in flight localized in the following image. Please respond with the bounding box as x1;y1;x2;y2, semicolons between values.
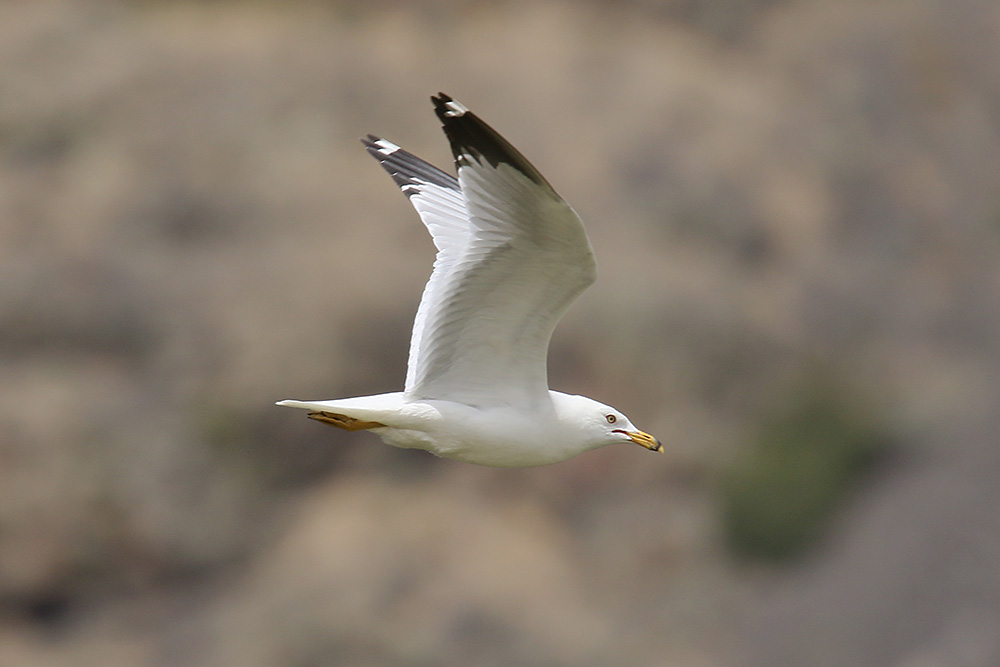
278;93;660;467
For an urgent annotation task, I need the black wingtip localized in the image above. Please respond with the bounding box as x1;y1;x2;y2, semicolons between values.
431;92;453;107
360;134;386;161
359;132;460;196
429;93;549;188
431;92;470;122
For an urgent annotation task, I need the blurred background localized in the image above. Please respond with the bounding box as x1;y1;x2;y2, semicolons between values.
2;0;999;664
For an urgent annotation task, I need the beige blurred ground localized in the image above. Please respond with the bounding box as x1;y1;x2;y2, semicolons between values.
2;0;999;665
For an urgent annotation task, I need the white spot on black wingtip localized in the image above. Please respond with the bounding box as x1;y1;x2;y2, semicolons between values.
373;138;401;155
443;100;468;117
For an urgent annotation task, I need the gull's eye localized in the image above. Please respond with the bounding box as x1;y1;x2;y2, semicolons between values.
605;414;617;424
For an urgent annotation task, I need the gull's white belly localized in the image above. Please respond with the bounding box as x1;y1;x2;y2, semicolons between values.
373;400;582;467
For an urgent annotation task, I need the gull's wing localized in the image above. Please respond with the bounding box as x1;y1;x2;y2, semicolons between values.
364;94;596;409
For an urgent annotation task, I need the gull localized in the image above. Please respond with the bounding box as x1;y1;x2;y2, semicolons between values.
278;93;661;467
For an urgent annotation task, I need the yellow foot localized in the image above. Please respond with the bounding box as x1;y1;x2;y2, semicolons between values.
307;411;386;431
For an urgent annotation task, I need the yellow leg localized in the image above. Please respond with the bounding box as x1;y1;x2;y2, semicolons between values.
307;411;386;431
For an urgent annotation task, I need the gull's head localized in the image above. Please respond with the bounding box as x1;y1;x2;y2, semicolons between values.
557;394;663;454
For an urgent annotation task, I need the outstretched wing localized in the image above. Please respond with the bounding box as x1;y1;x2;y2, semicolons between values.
361;135;474;396
363;94;596;409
